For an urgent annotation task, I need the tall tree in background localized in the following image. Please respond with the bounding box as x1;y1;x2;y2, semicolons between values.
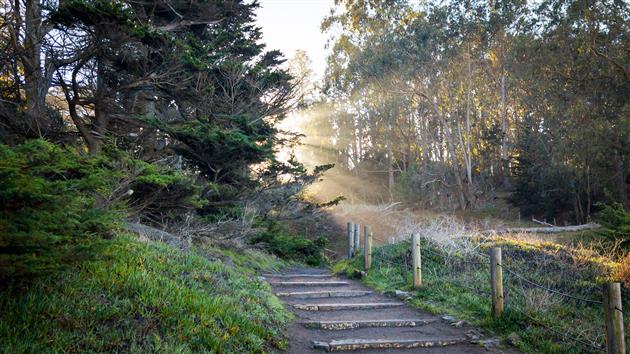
319;0;628;220
287;49;315;109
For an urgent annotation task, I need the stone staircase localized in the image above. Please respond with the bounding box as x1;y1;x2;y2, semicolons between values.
262;269;520;353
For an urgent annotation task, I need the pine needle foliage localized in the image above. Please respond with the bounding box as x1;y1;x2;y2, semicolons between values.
0;140;200;283
0;140;121;282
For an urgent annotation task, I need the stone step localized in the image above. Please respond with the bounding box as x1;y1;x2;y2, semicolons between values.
276;290;372;299
293;302;404;311
263;273;333;278
270;281;349;287
312;338;464;352
302;319;436;330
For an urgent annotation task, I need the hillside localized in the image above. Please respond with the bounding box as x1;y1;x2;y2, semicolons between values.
0;233;292;353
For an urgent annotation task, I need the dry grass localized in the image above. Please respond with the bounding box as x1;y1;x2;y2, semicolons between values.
391;214;485;257
520;287;562;312
613;252;630;288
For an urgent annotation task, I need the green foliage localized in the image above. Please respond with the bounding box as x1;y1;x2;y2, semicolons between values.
0;140;122;282
595;203;630;242
511;115;576;220
392;166;418;204
0;140;203;282
0;235;291;353
251;222;327;266
50;0;135;28
149;114;276;185
313;163;335;174
127;159;205;220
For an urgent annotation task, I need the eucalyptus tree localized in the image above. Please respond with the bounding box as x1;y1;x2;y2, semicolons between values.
510;0;630;219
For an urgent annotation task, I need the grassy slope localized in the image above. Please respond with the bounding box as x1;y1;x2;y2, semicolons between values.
334;237;629;354
0;234;291;353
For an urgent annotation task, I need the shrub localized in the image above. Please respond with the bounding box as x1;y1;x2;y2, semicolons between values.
0;140;122;282
0;139;200;283
251;222;327;266
614;252;630;288
596;203;630;242
127;159;204;222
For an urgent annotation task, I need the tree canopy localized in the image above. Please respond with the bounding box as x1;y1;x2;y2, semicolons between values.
310;0;629;221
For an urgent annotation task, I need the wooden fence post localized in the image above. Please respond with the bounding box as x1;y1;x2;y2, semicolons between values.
354;223;360;256
347;222;354;259
490;247;504;318
364;226;372;270
603;282;625;354
412;234;421;288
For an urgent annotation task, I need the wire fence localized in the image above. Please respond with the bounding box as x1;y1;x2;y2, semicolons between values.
350;232;628;353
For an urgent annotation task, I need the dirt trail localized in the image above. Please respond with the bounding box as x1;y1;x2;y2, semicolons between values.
263;268;522;353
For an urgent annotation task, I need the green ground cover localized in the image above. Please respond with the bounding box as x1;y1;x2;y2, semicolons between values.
0;235;292;353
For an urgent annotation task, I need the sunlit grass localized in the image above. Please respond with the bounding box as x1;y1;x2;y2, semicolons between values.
335;237;629;354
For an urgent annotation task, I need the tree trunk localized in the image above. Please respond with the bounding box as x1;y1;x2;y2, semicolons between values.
89;56;110;154
615;149;629;209
500;75;510;188
19;0;50;136
387;121;394;195
434;98;467;210
465;52;473;186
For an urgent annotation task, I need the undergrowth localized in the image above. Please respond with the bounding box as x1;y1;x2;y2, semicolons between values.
0;140;298;352
595;202;630;247
334;237;629;354
0;140;199;283
0;234;292;353
251;221;327;266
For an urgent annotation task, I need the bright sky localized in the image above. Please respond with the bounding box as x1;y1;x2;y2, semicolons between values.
255;0;335;80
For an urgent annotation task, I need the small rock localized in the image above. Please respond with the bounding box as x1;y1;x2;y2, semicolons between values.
394;290;412;300
442;315;456;322
467;335;481;341
451;320;467;327
506;332;522;346
383;290;412;300
475;338;500;349
465;329;482;341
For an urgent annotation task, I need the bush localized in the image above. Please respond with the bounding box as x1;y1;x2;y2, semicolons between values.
614;252;630;288
596;203;630;242
0;140;122;282
127;159;204;223
0;140;200;283
251;222;327;266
